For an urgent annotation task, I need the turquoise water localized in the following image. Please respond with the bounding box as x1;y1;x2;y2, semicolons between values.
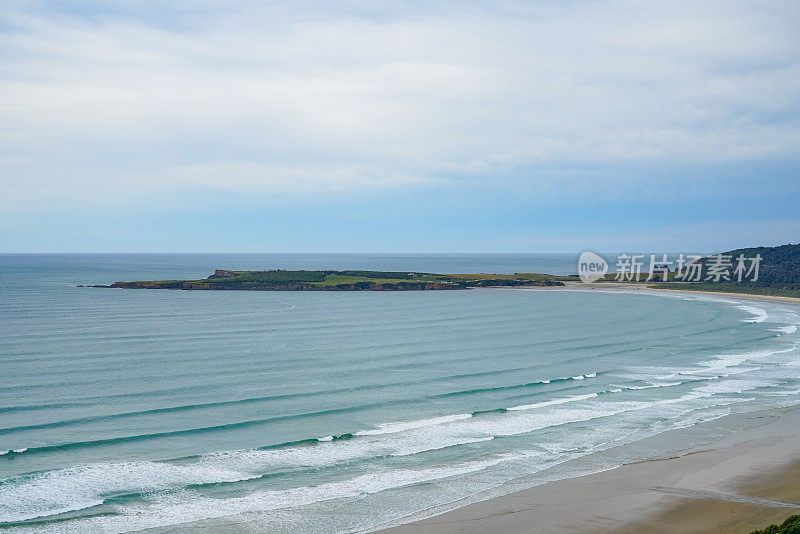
1;254;799;532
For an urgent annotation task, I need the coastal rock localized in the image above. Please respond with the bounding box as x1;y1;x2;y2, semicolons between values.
208;270;235;279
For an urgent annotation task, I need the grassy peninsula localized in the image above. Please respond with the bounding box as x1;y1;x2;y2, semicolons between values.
96;269;564;291
91;243;799;296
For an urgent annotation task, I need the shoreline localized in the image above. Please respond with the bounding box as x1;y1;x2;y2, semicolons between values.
496;281;800;305
640;286;800;305
377;404;800;534
376;289;800;534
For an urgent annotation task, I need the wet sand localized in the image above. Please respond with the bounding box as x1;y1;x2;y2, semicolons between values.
378;405;800;533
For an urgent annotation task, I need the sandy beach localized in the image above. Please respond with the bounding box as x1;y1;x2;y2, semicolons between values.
378;287;800;534
378;403;800;534
564;281;800;305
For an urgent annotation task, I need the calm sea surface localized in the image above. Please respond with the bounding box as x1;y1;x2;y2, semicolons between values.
1;254;799;532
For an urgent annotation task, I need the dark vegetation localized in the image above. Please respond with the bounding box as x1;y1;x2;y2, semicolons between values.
692;243;800;284
649;243;800;298
750;514;800;534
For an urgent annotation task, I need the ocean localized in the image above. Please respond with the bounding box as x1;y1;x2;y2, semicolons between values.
1;254;799;532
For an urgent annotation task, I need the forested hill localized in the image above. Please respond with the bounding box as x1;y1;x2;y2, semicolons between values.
657;243;800;298
714;243;800;283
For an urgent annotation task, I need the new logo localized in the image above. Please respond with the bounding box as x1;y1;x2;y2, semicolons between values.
578;251;608;283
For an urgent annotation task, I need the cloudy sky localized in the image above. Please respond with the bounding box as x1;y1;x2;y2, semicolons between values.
1;0;799;252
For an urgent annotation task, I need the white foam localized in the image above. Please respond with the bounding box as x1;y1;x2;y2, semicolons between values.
0;461;259;523
569;372;596;380
21;458;510;533
696;347;797;374
623;381;682;390
474;403;652;441
199;440;383;470
632;290;783;329
640;346;799;381
508;392;599;411
693;378;773;395
771;325;798;335
737;304;768;323
0;395;647;527
767;386;800;396
196;423;492;474
355;413;472;436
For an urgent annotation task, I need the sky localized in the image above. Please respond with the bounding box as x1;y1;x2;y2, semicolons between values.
1;0;799;253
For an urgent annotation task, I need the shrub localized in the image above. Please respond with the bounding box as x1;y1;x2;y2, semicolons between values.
750;514;800;534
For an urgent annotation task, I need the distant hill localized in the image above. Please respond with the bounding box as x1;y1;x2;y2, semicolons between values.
653;243;800;298
712;243;800;283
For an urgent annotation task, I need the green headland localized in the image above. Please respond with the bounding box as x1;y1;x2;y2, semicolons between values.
94;269;564;291
89;243;800;296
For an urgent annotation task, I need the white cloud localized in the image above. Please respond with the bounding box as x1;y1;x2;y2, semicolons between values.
1;0;799;208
